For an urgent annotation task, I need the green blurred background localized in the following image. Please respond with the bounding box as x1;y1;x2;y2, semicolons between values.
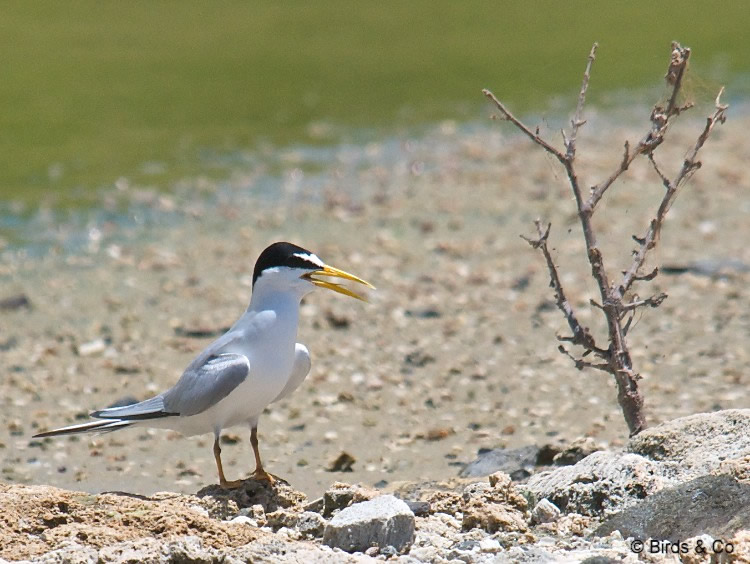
1;2;746;207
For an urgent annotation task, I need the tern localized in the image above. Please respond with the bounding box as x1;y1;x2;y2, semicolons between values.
34;242;374;488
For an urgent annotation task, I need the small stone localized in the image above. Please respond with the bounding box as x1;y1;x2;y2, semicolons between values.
275;526;299;540
0;293;31;311
304;497;325;514
265;509;298;530
297;511;326;538
453;539;480;552
322;495;415;553
479;538;502;553
327;451;356;472
188;504;209;517
76;338;107;357
379;545;398;557
404;500;431;516
532;498;561;524
221;433;241;445
106;396;139;409
237;503;266;526
229;515;257;527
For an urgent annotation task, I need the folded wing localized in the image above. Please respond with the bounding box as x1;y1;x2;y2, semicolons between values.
162;352;250;416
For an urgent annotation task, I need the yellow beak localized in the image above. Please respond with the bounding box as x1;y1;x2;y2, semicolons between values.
303;265;375;302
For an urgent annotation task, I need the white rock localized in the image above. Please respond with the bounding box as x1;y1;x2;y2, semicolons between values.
229;515;258;527
323;495;415;553
479;538;502;553
188;504;209;517
76;339;106;357
532;498;561;524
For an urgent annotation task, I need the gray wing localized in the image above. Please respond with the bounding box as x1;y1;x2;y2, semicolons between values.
272;343;311;403
162;352;250;416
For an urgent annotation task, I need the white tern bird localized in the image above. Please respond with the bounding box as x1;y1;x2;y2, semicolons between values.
34;241;374;488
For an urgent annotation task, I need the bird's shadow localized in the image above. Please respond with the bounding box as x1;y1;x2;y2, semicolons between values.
101;490;180;502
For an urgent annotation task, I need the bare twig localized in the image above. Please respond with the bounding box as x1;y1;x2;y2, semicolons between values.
647;154;673;190
587;141;640;210
485;42;727;436
558;345;611;373
631;267;659;282
587;44;695;212
482;90;566;164
620;293;668;311
665;42;691;117
566;43;598;160
521;221;606;356
618;88;727;298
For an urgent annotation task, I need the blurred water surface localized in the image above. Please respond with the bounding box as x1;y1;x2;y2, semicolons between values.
1;2;746;213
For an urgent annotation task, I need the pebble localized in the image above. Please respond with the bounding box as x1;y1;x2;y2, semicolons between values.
229;515;258;527
297;511;326;538
76;338;107;357
0;293;31;311
478;538;501;553
532;498;562;524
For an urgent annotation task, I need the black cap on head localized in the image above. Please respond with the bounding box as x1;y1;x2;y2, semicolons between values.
252;242;321;286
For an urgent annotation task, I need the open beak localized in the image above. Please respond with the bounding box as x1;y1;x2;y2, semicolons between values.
303;265;375;302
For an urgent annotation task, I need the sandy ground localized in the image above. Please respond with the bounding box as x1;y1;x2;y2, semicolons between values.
1;102;749;501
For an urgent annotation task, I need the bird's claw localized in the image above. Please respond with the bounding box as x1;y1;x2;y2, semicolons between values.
250;468;277;484
219;478;246;490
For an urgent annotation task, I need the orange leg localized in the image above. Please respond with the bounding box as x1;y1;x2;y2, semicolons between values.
213;435;243;489
249;425;275;484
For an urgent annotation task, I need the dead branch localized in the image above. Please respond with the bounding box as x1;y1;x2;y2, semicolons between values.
618;88;727;299
558;345;611;373
486;42;727;436
483;89;566;164
566;43;598;161
521;220;606;357
620;293;668;311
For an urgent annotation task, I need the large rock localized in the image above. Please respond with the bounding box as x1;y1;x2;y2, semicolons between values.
627;409;750;479
596;474;750;541
322;495;415;553
525;451;665;517
526;410;750;518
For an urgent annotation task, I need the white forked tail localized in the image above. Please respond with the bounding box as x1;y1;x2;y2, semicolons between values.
33;419;132;438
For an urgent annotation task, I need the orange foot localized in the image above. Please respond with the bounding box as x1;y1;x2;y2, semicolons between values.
250;468;276;484
219;478;245;490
